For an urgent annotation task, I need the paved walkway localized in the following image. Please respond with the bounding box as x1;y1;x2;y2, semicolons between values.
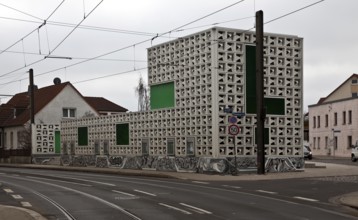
0;161;357;219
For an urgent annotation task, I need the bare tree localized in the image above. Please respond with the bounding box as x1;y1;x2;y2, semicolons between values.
135;75;150;111
18;122;31;150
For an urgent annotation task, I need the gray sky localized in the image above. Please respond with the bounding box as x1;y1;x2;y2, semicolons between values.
0;0;357;112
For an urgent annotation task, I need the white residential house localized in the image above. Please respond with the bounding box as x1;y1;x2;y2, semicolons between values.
308;73;358;157
0;81;127;158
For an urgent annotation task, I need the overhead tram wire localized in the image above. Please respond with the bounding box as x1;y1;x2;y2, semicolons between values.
0;0;324;87
0;0;101;79
53;0;327;86
47;0;103;56
0;2;42;21
0;1;65;56
36;0;247;78
72;67;148;85
0;0;247;85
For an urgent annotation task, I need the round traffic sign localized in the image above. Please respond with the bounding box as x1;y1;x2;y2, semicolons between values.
228;116;238;124
228;124;240;136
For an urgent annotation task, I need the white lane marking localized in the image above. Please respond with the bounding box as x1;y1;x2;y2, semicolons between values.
294;196;319;202
134;189;156;197
256;190;277;195
12;194;23;199
54;175;115;186
27;178;142;220
26;176;92;187
112;190;136;197
3;188;14;193
192;181;209;185
159;203;191;215
222;185;241;189
21;202;32;207
180;203;212;214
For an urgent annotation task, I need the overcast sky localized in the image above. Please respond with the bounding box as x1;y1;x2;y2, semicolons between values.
0;0;357;112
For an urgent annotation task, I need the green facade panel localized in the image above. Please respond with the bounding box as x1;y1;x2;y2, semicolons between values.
55;130;61;153
245;45;285;115
150;82;174;110
78;127;88;146
116;123;129;145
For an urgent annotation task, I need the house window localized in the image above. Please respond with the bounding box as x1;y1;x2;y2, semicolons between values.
334;137;338;150
343;111;346;125
325;136;328;149
317;137;320;149
352;79;358;84
317;116;320;128
10;132;13;149
353;92;358;97
186;137;195;156
348;110;352;124
325;114;328;127
334;112;337;126
63;108;76;118
167;138;175;156
348;136;352;149
313;116;316;128
313;137;316;149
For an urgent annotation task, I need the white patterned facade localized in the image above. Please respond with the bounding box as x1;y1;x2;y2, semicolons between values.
60;27;304;172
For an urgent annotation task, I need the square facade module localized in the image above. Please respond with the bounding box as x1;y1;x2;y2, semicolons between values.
59;27;304;172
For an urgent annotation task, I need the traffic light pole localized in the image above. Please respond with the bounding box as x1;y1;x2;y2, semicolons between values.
256;11;265;175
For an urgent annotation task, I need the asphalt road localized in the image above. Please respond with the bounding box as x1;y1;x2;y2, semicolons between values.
0;167;357;220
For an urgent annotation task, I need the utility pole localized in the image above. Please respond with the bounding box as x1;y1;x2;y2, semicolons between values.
256;10;265;175
29;69;35;124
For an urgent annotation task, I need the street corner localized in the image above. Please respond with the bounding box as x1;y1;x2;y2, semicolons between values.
337;192;358;210
0;205;47;220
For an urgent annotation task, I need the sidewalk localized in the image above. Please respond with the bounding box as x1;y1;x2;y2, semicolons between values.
0;161;357;219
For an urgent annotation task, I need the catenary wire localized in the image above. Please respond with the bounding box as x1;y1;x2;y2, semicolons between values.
0;0;323;87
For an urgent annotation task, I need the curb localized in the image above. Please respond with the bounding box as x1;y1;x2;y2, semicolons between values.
0;205;46;220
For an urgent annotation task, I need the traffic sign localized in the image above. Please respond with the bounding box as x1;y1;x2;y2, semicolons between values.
228;116;238;124
228;124;240;136
232;112;245;117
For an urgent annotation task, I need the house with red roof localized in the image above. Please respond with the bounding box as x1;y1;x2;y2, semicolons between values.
0;81;127;158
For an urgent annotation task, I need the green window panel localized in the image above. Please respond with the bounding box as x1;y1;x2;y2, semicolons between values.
245;45;285;115
150;82;175;110
78;127;88;146
55;130;61;153
116;123;129;145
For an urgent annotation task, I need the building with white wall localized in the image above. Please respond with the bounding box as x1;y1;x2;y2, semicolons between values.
61;27;304;173
308;74;358;157
0;82;127;161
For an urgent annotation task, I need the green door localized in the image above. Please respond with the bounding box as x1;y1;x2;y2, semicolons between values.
55;131;61;154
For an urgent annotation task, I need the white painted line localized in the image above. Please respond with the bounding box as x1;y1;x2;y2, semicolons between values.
159;203;191;215
112;190;135;197
256;190;277;195
192;181;209;185
21;202;32;207
3;188;14;193
26;176;92;187
134;189;156;197
55;176;115;186
180;203;212;214
294;196;319;202
12;195;23;199
222;185;241;189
